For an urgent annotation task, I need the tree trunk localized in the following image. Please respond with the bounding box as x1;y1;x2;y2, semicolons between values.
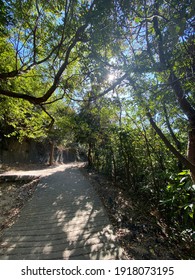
110;147;116;182
141;121;159;193
167;72;195;182
49;141;54;166
187;126;195;182
163;103;183;171
87;142;93;168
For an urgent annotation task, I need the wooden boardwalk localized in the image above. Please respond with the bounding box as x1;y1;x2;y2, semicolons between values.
0;164;125;260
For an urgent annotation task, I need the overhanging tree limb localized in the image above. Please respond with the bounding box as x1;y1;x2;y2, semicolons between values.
0;24;88;104
147;111;195;174
168;71;195;124
0;0;98;104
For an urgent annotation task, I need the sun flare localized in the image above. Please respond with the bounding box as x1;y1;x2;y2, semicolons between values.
108;73;115;82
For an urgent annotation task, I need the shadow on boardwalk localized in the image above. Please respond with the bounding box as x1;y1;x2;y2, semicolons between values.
0;164;125;260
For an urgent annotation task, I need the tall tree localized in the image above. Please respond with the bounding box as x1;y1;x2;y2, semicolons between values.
101;0;195;181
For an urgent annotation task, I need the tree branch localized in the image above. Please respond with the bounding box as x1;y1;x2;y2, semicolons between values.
94;73;128;100
40;105;55;130
0;23;88;104
163;102;181;150
147;111;195;173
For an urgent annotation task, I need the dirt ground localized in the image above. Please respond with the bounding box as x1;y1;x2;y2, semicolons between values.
0;178;39;234
0;163;194;259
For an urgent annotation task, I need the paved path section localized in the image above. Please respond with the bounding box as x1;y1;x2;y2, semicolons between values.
0;164;125;260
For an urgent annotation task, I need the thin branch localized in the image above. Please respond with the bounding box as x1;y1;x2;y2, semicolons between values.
42;93;66;105
163;102;181;150
93;73;128;100
40;105;55;130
